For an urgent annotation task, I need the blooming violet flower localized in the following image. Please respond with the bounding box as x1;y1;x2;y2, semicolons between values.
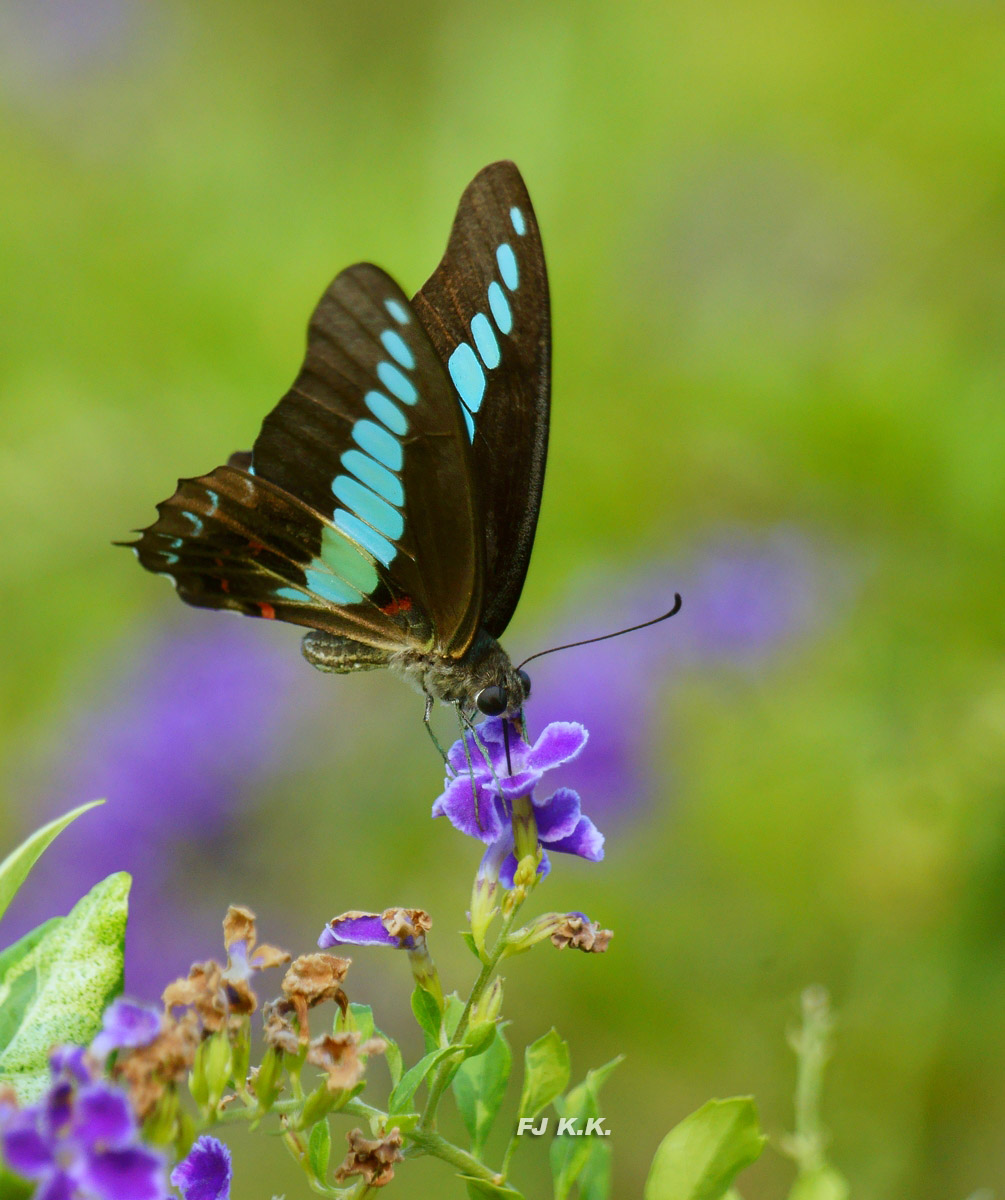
319;909;430;952
170;1135;232;1200
432;718;603;885
90;998;161;1061
0;1048;166;1200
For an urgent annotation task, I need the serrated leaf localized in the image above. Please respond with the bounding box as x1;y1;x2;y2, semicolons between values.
461;1176;525;1198
644;1097;766;1200
0;801;103;923
517;1029;570;1122
307;1118;331;1181
787;1166;850;1200
551;1056;622;1200
411;986;442;1051
388;1045;459;1114
453;1025;511;1155
0;873;130;1102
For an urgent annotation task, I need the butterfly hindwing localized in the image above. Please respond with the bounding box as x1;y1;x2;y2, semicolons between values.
412;160;550;639
132;265;485;656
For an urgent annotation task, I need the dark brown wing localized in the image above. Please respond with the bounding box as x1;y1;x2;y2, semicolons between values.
130;265;483;656
412;161;550;638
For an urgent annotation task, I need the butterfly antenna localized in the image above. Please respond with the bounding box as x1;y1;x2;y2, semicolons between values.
516;593;683;671
503;718;513;775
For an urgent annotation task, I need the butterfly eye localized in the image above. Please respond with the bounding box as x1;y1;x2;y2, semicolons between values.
517;669;531;698
475;685;507;716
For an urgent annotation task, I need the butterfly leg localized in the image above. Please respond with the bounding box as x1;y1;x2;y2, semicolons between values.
301;630;391;674
423;694;450;764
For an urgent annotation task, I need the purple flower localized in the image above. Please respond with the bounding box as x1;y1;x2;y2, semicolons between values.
0;1048;165;1200
170;1136;231;1200
318;909;430;952
432;718;603;884
90;999;161;1061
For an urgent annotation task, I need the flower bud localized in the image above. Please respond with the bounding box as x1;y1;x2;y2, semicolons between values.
253;1045;284;1114
469;978;504;1029
191;1032;232;1114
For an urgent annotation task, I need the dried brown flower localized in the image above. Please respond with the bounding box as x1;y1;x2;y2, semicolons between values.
306;1031;384;1092
333;1126;403;1187
281;953;351;1035
550;914;613;953
113;1010;201;1118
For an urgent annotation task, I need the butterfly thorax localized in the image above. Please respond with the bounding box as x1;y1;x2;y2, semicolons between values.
391;628;528;715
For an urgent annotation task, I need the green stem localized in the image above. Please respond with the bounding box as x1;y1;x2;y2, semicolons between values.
419;903;522;1128
788;985;834;1174
406;1128;501;1182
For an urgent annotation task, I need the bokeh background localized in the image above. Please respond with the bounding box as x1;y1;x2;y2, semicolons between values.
2;1;1004;1196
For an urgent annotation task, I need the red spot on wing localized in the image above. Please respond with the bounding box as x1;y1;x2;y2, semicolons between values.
220;579;231;593
259;602;276;619
381;596;412;616
248;540;264;556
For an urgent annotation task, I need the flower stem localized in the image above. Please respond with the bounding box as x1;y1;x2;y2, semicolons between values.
418;902;522;1129
406;1128;502;1182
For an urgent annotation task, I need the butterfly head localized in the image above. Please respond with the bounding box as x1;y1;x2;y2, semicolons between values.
474;667;531;718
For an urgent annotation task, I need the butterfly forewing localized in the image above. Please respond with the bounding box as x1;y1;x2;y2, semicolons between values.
412;160;550;639
132;265;484;656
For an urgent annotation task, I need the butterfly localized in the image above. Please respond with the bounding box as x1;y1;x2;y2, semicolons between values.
126;161;549;725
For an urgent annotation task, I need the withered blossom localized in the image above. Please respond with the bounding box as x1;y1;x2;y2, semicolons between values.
281;953;351;1034
550;913;613;954
112;1010;201;1119
306;1032;386;1092
333;1126;404;1187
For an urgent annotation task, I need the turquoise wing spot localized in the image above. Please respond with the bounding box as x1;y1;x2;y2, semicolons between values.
304;566;363;606
319;525;379;594
340;449;403;507
333;476;404;541
448;343;486;413
496;243;519;291
206;490;220;511
510;206;526;235
376;361;418;405
167;537;183;549
334;510;396;568
385;298;410;325
488;281;512;335
164;552;179;565
470;313;500;369
364;390;408;435
181;511;204;534
460;404;475;441
380;330;415;370
275;585;307;601
352;420;403;471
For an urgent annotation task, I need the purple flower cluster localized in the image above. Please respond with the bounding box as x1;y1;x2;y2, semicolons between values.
0;1047;165;1200
432;718;603;885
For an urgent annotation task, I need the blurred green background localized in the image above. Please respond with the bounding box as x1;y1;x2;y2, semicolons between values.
2;1;1005;1196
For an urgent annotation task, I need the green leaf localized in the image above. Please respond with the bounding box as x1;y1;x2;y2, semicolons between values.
411;985;442;1051
517;1029;570;1121
453;1025;512;1155
0;1166;33;1199
0;801;103;923
307;1118;332;1181
337;1002;375;1042
375;1026;403;1088
787;1166;851;1200
461;1177;525;1198
579;1139;613;1200
444;991;465;1039
0;920;62;1055
388;1045;459;1114
0;873;130;1102
644;1097;766;1200
460;931;482;960
550;1057;623;1200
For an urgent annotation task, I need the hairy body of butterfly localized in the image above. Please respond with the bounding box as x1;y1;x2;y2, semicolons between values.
126;162;549;720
